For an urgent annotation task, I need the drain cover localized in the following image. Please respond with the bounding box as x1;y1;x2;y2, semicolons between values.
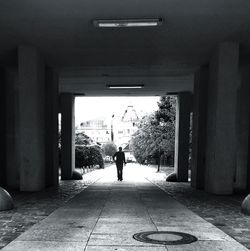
133;231;198;245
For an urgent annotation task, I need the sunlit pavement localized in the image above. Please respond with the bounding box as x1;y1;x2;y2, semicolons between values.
2;164;249;251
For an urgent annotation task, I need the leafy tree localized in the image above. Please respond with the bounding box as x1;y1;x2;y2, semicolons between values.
58;131;104;168
130;96;176;170
75;145;104;168
102;142;117;157
75;145;89;168
75;132;104;168
75;132;93;145
89;145;104;168
155;96;176;124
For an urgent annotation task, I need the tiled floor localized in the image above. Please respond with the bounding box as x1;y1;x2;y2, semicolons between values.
2;165;249;251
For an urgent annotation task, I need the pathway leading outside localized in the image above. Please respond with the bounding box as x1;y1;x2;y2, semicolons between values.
2;164;249;251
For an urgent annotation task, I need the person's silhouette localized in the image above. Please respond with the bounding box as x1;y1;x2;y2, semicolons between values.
113;147;126;181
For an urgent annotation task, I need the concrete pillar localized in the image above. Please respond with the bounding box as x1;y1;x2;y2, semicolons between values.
61;93;75;180
174;92;192;182
205;42;239;194
235;67;250;191
248;134;250;190
45;68;59;187
0;69;6;187
18;46;46;191
5;68;19;189
191;66;209;189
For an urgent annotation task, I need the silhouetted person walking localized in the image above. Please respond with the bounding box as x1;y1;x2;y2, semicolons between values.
113;147;126;181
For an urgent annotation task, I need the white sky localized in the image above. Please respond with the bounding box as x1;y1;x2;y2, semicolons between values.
75;96;160;126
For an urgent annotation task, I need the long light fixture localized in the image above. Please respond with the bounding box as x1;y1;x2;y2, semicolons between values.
107;84;144;89
94;18;163;28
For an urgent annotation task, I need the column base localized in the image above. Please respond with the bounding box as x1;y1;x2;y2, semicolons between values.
72;170;83;180
241;194;250;215
166;173;177;182
0;187;14;211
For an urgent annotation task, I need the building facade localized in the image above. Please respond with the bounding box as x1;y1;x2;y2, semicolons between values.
76;119;111;145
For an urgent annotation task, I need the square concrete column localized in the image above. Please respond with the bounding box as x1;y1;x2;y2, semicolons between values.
235;66;250;191
45;68;59;186
5;68;19;189
174;92;192;182
0;69;6;187
18;46;46;191
248;134;250;191
61;93;75;180
191;66;209;189
205;42;239;194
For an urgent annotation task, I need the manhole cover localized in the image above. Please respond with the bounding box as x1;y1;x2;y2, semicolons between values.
133;231;198;245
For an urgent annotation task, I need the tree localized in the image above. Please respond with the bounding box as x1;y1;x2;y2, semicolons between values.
102;142;117;158
75;145;104;168
75;132;93;145
89;145;104;168
58;131;104;168
130;96;176;170
155;96;176;125
75;132;104;168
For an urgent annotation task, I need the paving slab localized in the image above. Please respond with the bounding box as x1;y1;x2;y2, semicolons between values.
2;241;86;251
86;246;167;251
88;233;162;246
93;222;157;234
16;226;90;242
2;164;249;251
166;240;248;251
157;226;233;241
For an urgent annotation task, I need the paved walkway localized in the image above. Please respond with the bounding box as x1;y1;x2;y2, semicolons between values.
145;165;250;249
2;165;248;250
0;167;105;249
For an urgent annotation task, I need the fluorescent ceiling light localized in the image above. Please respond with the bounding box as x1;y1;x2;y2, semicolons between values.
107;84;144;89
94;18;163;28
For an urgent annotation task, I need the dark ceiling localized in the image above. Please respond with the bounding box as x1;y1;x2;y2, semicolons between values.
0;1;250;95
